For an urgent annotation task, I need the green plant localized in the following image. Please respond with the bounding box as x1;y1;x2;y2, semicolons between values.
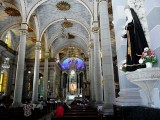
120;62;127;72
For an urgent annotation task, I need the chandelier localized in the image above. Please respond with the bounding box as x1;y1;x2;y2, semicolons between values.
2;57;10;69
59;18;68;38
60;23;67;38
59;18;75;39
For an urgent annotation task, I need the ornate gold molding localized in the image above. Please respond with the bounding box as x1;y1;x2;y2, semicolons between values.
56;1;71;11
28;26;33;32
63;21;73;28
4;7;20;16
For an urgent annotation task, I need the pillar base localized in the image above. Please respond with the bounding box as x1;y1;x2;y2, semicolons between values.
116;88;142;106
11;102;23;107
102;103;114;115
103;108;114;115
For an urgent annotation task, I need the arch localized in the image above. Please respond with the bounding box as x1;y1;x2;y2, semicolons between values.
40;18;90;43
0;22;20;40
40;18;91;53
53;44;88;58
49;32;88;47
60;56;85;63
26;0;93;24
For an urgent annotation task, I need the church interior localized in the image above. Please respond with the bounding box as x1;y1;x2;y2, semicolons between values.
0;0;160;120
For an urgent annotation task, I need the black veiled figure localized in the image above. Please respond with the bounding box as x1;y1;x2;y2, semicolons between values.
122;8;149;71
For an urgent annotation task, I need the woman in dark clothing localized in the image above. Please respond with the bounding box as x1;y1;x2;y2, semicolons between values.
121;6;148;71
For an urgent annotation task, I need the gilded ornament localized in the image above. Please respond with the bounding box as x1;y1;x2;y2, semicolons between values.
63;21;73;28
4;7;20;16
56;1;71;11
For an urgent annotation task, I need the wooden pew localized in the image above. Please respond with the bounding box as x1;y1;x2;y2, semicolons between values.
53;107;102;120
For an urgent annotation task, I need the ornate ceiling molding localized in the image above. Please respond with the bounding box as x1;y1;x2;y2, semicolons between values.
28;26;33;32
48;31;88;47
40;18;91;44
56;1;71;11
26;0;93;24
4;7;20;16
63;21;73;28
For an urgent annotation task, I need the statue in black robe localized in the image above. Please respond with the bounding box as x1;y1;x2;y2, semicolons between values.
122;7;148;71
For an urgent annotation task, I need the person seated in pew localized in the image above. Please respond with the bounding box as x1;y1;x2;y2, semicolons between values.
23;99;32;119
54;103;64;117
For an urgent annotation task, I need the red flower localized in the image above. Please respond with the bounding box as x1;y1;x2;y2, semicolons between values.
148;50;152;55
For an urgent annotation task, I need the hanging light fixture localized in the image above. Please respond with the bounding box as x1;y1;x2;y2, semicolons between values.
2;57;10;69
60;18;68;38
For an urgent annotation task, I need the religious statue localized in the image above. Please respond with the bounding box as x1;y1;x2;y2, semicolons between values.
121;5;149;71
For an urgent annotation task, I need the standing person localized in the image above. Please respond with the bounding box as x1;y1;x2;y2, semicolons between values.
121;5;149;71
54;103;64;117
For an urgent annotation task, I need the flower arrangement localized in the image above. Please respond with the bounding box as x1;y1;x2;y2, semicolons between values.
139;47;157;64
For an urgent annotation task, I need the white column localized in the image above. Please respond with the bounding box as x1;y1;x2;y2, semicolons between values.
12;24;27;107
66;75;68;94
52;69;56;98
32;41;41;103
92;22;103;104
43;52;49;100
77;73;80;94
61;73;64;97
99;0;115;109
90;46;96;101
88;49;92;99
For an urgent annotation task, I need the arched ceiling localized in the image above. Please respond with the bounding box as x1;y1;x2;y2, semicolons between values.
46;20;89;46
0;0;116;62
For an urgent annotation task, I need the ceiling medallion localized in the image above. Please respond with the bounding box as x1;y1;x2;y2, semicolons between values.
63;21;73;28
4;7;20;16
56;1;70;11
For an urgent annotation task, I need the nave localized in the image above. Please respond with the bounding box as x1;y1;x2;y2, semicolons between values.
0;0;160;120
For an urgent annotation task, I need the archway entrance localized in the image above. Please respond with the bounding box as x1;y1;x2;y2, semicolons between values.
61;57;85;101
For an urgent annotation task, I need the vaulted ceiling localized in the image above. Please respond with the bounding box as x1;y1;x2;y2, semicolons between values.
0;0;115;62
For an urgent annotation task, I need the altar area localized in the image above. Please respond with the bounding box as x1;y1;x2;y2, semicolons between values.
60;58;90;102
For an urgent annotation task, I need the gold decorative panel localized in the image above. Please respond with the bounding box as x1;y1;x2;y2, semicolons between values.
56;1;70;11
63;21;73;28
28;27;33;32
4;7;20;16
